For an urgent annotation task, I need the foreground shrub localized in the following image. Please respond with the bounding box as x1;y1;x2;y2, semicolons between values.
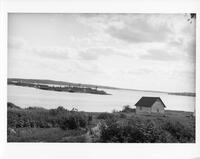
122;105;135;113
59;113;87;130
7;104;89;130
97;112;115;120
87;115;93;124
98;118;195;143
119;113;127;119
49;106;68;116
162;120;195;142
99;120;146;143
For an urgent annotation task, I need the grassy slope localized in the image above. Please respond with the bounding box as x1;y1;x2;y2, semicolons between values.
7;105;195;143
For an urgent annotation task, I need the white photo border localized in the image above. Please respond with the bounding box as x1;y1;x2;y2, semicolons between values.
0;0;200;159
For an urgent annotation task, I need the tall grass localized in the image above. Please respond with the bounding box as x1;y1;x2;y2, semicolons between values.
8;103;90;130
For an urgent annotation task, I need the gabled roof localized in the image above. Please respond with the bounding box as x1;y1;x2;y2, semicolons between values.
135;97;166;108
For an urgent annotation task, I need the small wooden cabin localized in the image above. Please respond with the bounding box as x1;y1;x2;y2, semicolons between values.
135;97;166;114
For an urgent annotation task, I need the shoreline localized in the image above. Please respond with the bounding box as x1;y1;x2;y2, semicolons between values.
7;102;194;114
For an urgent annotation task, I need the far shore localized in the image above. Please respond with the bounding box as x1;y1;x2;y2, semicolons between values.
8;78;195;97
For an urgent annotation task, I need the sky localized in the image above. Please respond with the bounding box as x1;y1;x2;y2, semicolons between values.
8;13;196;92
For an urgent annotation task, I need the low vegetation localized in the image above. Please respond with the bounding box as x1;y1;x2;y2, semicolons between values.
97;112;115;120
98;116;195;143
8;103;89;130
121;105;136;113
8;103;195;143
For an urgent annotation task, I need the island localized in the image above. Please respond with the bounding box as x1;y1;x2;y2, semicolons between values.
8;78;110;95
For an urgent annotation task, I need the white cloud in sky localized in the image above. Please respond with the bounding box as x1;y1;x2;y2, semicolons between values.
8;13;195;92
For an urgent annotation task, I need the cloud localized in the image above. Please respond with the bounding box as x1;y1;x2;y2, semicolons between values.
32;47;69;60
75;62;104;75
124;68;154;76
8;37;69;60
168;38;183;48
78;47;132;60
107;18;172;43
8;37;28;50
184;39;196;62
141;49;180;61
167;37;196;63
79;49;100;60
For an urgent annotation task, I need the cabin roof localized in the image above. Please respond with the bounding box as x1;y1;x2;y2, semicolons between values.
135;97;166;108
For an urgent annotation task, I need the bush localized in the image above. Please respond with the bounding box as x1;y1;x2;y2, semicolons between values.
97;113;115;120
162;120;195;142
99;119;146;143
7;105;88;130
122;105;135;113
59;113;87;130
119;113;127;119
87;115;93;124
7;102;21;109
112;109;118;113
98;118;195;143
49;106;68;116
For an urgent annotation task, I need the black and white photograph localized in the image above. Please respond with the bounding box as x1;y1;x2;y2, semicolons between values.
7;13;196;143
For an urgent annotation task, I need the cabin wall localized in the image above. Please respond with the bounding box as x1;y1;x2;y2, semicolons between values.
136;106;151;114
151;100;165;113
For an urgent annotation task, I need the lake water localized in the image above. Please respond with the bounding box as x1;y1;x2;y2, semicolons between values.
7;85;195;112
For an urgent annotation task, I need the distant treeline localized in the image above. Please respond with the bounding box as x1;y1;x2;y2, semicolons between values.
8;79;110;95
168;92;196;97
7;78;118;90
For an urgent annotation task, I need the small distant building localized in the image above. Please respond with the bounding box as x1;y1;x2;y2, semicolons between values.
135;97;166;114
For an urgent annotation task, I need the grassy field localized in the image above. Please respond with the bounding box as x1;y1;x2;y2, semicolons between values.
8;128;88;142
7;103;195;143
